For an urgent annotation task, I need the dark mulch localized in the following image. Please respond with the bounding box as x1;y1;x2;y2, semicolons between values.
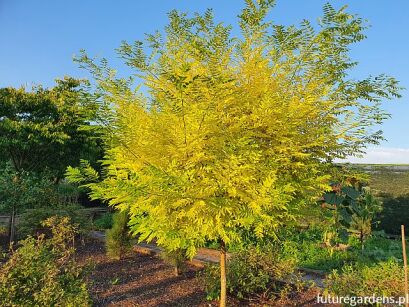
76;239;332;307
76;239;209;307
0;233;331;307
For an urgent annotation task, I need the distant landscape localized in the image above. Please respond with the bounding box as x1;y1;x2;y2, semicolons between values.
351;164;409;234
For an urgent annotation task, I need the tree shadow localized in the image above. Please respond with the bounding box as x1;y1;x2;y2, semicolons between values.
94;270;201;306
157;290;208;307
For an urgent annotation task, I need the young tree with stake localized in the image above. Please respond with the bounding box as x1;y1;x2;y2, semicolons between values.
68;1;401;305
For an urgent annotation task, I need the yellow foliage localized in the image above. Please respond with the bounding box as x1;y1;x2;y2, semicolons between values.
73;1;400;257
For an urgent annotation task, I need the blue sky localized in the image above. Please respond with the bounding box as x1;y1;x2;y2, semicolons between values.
0;1;408;163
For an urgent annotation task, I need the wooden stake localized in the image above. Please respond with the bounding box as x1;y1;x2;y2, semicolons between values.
220;241;227;307
401;225;408;307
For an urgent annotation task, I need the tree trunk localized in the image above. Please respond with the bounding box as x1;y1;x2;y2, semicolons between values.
220;240;227;307
360;230;364;251
174;266;181;276
9;206;16;244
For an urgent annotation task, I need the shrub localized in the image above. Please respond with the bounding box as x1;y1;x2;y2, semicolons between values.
0;225;7;236
160;248;188;276
354;234;402;263
106;210;132;259
0;216;90;306
94;212;113;230
325;259;404;297
350;188;383;250
280;227;356;272
202;244;298;300
18;203;90;239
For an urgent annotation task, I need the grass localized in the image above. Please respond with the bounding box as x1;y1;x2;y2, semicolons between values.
280;227;403;272
204;224;404;273
93;212;113;230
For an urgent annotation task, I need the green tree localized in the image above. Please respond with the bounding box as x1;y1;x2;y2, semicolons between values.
68;1;400;305
0;77;102;242
0;77;101;179
0;164;58;242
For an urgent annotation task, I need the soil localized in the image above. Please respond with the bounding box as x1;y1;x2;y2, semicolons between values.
76;239;332;307
77;239;207;306
0;234;8;251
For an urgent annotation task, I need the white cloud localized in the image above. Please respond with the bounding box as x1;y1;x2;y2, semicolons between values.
341;147;409;164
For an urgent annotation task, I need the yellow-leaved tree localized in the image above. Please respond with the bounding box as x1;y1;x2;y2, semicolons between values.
67;1;400;305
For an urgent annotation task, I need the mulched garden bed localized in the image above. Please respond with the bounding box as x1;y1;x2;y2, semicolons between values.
77;239;207;306
76;239;330;306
